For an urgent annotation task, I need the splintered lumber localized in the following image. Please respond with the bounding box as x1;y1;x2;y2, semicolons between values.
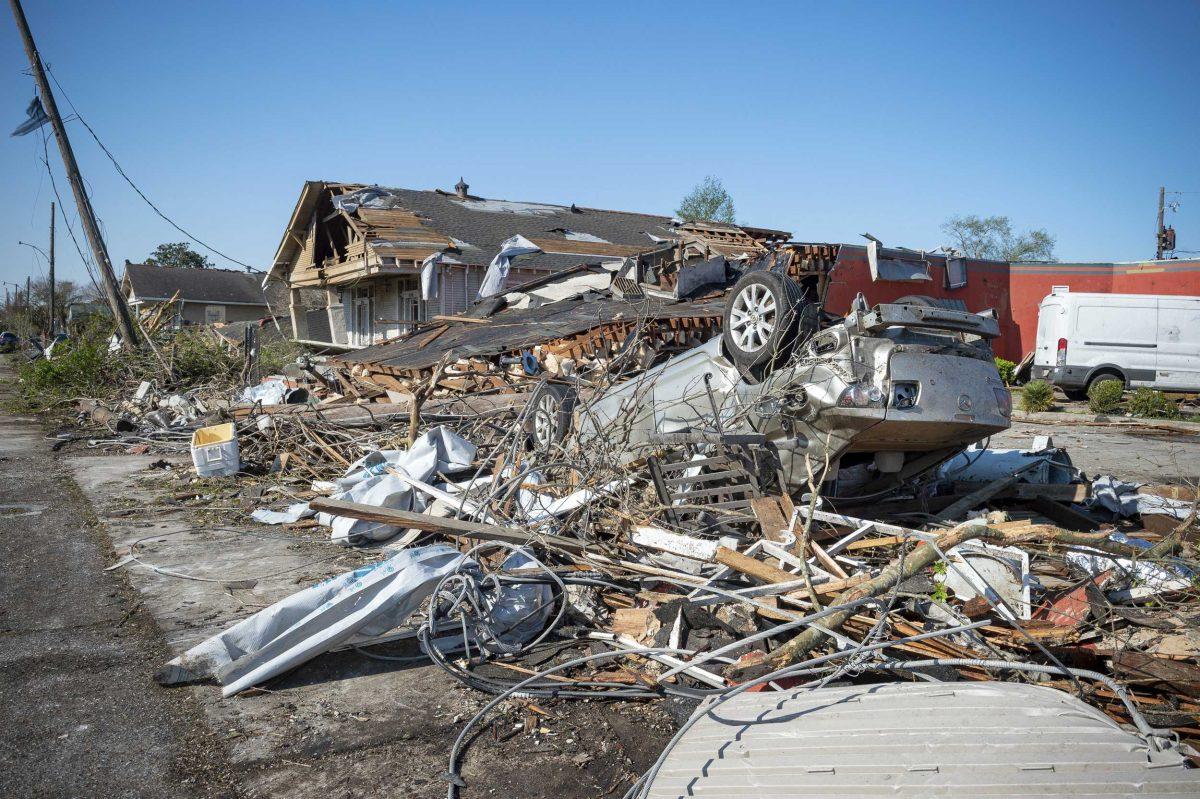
1027;496;1100;531
936;475;1020;521
715;546;868;597
1113;651;1200;698
750;496;790;543
307;497;586;554
756;522;1185;672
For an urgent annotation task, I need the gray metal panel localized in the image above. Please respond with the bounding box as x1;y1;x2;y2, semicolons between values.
646;681;1198;798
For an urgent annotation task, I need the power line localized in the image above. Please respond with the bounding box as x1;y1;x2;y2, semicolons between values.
39;128;105;300
45;66;263;273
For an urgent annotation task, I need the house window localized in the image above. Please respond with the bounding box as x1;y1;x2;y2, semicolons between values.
381;256;397;266
945;257;967;289
204;305;226;325
398;277;427;334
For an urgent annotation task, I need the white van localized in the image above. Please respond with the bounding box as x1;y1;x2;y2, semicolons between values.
1031;292;1200;397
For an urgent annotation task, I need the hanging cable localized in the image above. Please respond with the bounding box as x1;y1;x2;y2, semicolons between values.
45;66;262;273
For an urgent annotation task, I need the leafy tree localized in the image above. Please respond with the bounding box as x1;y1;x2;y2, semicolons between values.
941;215;1055;262
676;176;736;224
146;242;212;269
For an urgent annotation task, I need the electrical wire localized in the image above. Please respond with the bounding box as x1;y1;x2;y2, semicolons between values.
45;65;261;273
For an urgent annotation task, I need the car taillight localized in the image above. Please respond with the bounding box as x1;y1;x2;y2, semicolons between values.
837;383;884;408
993;387;1012;417
1056;337;1067;367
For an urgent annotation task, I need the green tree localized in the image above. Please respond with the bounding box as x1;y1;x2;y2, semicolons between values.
676;176;736;224
941;215;1055;262
146;242;213;269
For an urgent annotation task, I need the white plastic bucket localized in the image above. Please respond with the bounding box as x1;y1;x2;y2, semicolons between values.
191;422;240;477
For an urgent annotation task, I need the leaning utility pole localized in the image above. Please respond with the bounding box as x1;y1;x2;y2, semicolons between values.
1156;186;1166;260
8;0;137;348
48;201;55;335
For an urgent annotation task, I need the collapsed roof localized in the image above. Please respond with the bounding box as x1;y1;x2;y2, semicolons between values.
268;180;791;285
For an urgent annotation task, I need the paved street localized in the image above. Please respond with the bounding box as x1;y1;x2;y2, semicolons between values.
0;360;238;799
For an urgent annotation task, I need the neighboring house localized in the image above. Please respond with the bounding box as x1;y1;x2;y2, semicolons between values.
266;180;703;349
121;261;273;325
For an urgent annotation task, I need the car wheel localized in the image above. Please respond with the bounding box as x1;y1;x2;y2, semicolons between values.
525;382;575;450
722;271;814;372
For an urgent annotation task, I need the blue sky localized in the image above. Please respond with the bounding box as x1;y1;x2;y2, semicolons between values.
2;0;1198;288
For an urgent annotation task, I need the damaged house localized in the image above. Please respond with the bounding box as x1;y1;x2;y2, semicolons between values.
267;179;720;349
122;261;275;325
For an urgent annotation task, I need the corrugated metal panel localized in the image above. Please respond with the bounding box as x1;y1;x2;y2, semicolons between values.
646;681;1198;798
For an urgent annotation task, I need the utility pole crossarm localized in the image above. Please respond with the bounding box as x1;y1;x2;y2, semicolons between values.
8;0;138;349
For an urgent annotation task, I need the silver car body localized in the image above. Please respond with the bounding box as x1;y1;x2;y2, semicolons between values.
575;300;1011;494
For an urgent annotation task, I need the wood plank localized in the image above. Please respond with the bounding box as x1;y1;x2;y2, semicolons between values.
714;547;868;597
431;314;489;325
936;474;1020;521
750;496;790;543
1026;496;1100;531
308;497;587;553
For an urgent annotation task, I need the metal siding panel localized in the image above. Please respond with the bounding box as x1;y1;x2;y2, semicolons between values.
645;682;1196;798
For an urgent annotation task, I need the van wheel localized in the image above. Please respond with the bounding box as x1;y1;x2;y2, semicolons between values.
525;382;575;450
722;271;815;372
1086;373;1125;396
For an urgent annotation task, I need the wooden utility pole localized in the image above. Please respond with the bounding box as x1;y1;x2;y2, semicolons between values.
48;201;55;335
8;0;137;349
1156;186;1166;260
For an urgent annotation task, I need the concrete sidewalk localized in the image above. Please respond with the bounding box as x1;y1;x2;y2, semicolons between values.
0;358;238;799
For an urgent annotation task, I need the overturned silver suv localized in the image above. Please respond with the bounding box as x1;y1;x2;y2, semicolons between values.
551;268;1012;497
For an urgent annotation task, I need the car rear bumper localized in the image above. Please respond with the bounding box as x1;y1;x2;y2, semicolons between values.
1031;364;1086;389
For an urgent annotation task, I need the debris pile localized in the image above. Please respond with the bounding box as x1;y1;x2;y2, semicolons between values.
36;257;1200;794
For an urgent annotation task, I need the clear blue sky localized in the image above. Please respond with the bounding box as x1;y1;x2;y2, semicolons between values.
3;0;1198;289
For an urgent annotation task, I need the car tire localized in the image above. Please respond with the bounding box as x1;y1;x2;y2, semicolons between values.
525;382;576;450
722;271;815;372
1087;373;1124;395
894;294;942;308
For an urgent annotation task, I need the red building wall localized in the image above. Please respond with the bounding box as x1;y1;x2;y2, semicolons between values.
822;245;1200;362
1007;260;1200;359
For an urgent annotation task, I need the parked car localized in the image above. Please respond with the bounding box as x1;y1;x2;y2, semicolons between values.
1031;292;1200;398
0;331;17;353
530;270;1011;497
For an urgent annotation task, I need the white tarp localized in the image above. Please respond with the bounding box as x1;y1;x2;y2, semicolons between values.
478;234;541;298
250;426;476;546
420;251;443;301
157;545;466;696
1090;475;1195;520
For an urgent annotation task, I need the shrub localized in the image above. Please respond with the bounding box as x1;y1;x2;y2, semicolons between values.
1127;387;1180;419
994;357;1016;386
1087;378;1124;413
16;334;115;409
1020;380;1054;412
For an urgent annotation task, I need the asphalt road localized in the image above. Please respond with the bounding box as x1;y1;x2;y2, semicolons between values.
0;359;239;799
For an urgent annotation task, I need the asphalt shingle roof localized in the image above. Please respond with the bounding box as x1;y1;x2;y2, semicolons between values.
345;186;679;270
123;263;268;306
